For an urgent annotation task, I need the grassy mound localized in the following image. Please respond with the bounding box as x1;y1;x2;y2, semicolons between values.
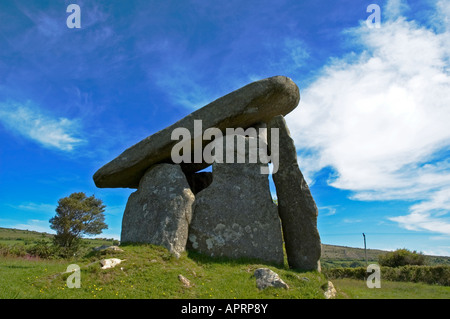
1;244;328;299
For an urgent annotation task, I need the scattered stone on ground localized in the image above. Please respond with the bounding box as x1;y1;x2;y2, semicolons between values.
254;268;289;290
100;258;124;269
178;274;192;288
93;245;124;253
324;281;337;299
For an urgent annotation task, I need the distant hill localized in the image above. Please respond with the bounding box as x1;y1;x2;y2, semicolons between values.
1;227;449;266
320;243;450;268
0;227;116;248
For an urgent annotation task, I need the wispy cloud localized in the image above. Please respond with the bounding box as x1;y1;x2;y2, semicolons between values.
342;218;362;224
389;186;450;234
154;63;215;110
0;100;85;151
10;202;55;213
319;205;338;216
286;0;450;235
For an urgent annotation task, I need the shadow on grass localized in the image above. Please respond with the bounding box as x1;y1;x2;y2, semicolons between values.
186;248;282;266
185;248;315;275
115;242;319;276
1;264;34;269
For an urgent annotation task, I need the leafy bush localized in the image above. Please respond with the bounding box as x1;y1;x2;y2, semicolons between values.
26;240;58;259
1;241;60;259
0;243;27;257
324;267;368;280
381;265;450;286
378;248;426;267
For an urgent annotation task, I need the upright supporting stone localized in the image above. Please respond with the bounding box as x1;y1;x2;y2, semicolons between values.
269;115;321;271
121;163;194;257
188;134;284;265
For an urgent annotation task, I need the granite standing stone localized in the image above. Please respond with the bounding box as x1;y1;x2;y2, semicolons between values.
121;163;195;257
269;115;321;271
187;134;284;265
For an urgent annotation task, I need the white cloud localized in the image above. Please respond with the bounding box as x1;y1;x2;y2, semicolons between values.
384;0;410;20
284;38;310;67
342;218;362;224
319;206;338;216
155;68;213;110
389;186;450;234
11;202;55;212
0;101;85;151
286;2;450;234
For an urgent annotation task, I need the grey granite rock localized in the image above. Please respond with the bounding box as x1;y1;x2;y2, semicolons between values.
254;268;289;290
269;115;321;271
93;76;299;188
121;163;194;257
187;134;284;265
184;171;213;195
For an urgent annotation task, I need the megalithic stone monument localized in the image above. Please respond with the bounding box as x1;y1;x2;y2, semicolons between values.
93;75;322;270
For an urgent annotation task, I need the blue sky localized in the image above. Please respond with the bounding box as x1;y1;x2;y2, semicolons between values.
1;0;449;256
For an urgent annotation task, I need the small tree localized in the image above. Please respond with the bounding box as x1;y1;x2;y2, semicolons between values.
50;192;107;257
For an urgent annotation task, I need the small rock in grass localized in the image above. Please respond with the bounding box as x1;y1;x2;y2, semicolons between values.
324;281;337;299
178;274;192;288
100;258;124;269
254;268;289;290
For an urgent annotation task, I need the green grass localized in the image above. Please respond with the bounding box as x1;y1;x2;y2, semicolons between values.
0;244;328;299
1;227;449;299
0;257;68;298
2;227;449;266
0;227;53;246
3;245;448;299
0;227;115;248
332;278;450;299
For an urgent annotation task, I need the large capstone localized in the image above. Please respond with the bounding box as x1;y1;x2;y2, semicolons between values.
269;115;321;271
187;134;284;265
93;76;299;188
121;163;194;257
